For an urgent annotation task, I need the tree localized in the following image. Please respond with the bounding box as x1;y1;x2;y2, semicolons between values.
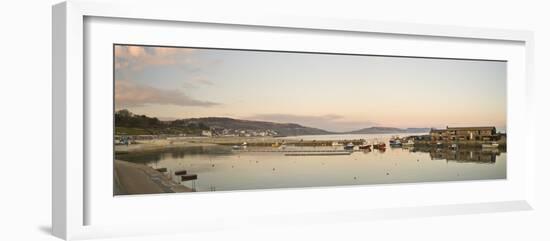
116;109;132;118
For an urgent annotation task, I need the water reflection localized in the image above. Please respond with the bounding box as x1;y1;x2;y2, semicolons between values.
116;145;232;164
411;146;501;164
115;143;506;192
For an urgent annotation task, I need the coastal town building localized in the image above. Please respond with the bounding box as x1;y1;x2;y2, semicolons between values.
430;126;498;141
210;128;279;137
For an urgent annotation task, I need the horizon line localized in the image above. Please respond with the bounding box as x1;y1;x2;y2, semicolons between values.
115;109;506;132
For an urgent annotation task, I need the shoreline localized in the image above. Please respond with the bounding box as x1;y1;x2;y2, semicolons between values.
115;135;375;153
114;160;193;195
115;134;507;154
115;138;217;153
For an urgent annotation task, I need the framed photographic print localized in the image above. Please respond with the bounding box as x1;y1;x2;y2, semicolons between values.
53;0;535;240
113;44;508;194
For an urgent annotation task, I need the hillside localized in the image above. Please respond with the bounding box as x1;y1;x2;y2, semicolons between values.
115;109;430;136
346;127;430;134
181;117;332;136
114;110;332;136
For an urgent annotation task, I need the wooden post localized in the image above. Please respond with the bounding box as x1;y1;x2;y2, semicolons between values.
181;174;198;181
175;170;187;175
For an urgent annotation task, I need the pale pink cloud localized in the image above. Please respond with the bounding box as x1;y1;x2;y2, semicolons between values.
180;76;215;89
127;46;146;57
115;79;218;108
154;47;192;56
114;45;195;70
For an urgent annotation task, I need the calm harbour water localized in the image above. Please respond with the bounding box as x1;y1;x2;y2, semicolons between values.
116;133;506;192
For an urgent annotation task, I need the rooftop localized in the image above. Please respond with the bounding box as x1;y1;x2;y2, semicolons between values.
446;126;496;131
430;126;497;133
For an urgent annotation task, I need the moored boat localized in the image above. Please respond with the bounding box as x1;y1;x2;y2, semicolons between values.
402;139;414;148
344;142;355;150
482;142;499;149
373;142;386;149
389;136;403;147
358;143;371;150
389;140;402;147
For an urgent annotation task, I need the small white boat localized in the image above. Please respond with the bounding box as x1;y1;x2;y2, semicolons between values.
389;136;401;145
482;142;499;149
402;140;414;148
389;139;402;147
344;143;355;150
233;142;248;150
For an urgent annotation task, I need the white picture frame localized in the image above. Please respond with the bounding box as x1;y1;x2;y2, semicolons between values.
52;0;535;240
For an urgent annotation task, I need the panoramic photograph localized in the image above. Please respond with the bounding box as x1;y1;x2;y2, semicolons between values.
113;44;507;195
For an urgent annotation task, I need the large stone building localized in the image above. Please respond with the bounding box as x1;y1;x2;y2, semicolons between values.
430;126;498;141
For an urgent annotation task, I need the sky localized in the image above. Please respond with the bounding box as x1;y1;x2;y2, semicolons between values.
114;45;507;132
